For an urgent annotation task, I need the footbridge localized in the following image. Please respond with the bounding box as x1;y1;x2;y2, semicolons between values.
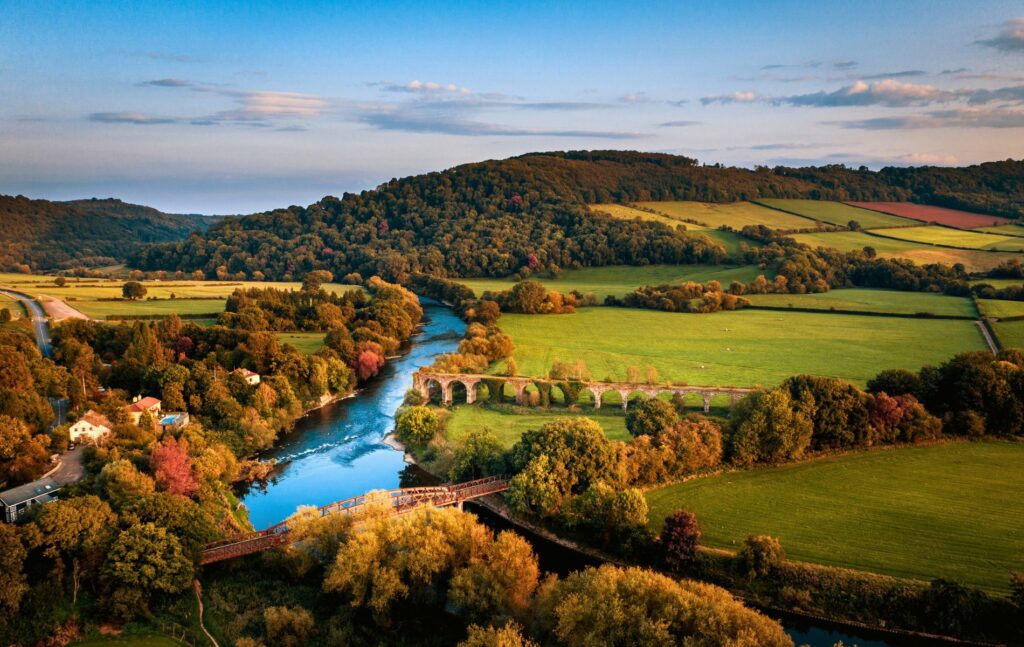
200;476;508;565
414;370;756;412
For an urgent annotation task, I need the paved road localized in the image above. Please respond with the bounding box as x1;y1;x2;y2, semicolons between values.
0;287;67;425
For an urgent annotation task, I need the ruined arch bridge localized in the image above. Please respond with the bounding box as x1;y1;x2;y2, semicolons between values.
200;476;508;565
414;371;756;412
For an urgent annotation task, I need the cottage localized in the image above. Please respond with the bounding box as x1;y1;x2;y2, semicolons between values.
234;368;261;385
68;410;113;444
0;477;61;523
127;396;161;425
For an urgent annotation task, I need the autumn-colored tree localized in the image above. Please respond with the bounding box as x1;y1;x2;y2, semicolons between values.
302;269;334;293
0;414;30;461
151;437;199;497
660;509;701;573
448;428;505;481
625;398;679;437
395;406;439;446
449;531;540;623
264;605;316;647
738;535;785;579
98;458;156;506
459;622;538;647
121;281;147;300
35;495;117;603
102;522;193;619
0;524;28;623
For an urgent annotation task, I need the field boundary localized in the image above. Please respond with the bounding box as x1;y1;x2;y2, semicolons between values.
743;304;975;320
750;199;924;232
860;227;1024;254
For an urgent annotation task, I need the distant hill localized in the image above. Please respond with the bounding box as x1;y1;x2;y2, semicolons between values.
129;151;1024;281
0;195;222;271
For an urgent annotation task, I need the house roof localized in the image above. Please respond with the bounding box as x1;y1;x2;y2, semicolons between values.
77;410;112;429
128;396;161;412
235;368;258;377
0;476;62;506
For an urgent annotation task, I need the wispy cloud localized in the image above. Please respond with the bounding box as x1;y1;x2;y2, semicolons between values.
783;79;954;107
384;79;473;95
658;120;700;128
140;78;191;87
700;91;759;106
830;107;1024;130
90;111;179;125
897;152;959;165
976;17;1024;53
858;70;927;80
358;111;645;138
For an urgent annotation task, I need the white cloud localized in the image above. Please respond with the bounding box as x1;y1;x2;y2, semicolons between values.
897;152;960;165
700;91;759;106
784;79;954;107
976;17;1024;52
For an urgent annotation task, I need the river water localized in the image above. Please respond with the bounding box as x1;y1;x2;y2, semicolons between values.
238;298;920;647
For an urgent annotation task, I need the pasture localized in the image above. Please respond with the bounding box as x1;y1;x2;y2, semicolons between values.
276;332;326;355
755;199;915;229
590;203;708;229
789;230;1020;272
458;264;766;300
994;320;1024;349
744;288;976;317
0;274;360;319
495;307;985;387
868;225;1024;252
977;224;1024;237
978;299;1024;319
0;293;25;318
846;202;1012;229
635;201;812;230
645;441;1024;593
443;405;630;448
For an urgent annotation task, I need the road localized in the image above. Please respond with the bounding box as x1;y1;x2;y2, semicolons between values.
0;287;67;425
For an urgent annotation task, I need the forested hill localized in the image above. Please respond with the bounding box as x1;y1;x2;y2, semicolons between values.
128;151;1024;281
0;195;221;271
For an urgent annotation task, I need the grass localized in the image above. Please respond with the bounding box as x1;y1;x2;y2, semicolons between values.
276;332;326;355
789;230;1021;272
868;225;1024;252
744;288;977;317
970;278;1024;288
694;229;755;256
635;201;813;230
978;299;1024;318
994;320;1024;349
443;404;631;448
976;224;1024;237
0;293;26;318
590;204;708;229
70;635;184;646
589;205;758;255
755;199;917;229
496;307;986;387
0;274;361;319
458;264;767;300
645;441;1024;593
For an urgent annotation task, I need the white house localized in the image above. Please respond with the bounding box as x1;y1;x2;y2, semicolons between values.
69;410;112;443
234;368;261;385
127;396;161;425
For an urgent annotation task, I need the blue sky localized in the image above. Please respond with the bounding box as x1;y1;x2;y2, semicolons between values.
2;0;1023;213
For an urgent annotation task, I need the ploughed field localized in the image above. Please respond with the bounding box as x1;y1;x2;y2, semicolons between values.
0;273;360;319
458;264;767;300
847;202;1014;229
645;441;1024;593
495;305;986;388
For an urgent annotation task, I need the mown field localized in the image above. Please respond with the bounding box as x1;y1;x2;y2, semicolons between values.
496;307;985;387
789;230;1020;272
978;299;1024;319
635;201;812;230
0;273;360;319
645;441;1024;593
847;202;1012;229
755;199;915;229
977;223;1024;237
443;405;630;448
994;320;1024;349
458;264;767;300
869;225;1024;252
744;288;976;317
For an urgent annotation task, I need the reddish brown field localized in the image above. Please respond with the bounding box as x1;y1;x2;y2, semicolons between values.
846;202;1013;230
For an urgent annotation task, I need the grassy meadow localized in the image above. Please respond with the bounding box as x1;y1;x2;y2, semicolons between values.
994;320;1024;349
0;293;26;318
645;441;1024;593
634;201;812;230
789;230;1020;272
590;203;708;229
744;288;977;317
755;199;916;229
458;264;766;300
869;225;1024;252
495;307;986;387
443;405;630;448
276;332;327;355
978;299;1024;319
977;224;1024;237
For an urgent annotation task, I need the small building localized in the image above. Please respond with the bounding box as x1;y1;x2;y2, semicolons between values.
127;396;161;425
158;412;190;433
68;410;112;444
234;368;261;385
0;477;62;523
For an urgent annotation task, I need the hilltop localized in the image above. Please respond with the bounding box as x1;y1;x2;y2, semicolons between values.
0;195;222;272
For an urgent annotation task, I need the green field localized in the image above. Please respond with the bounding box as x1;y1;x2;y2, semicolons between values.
496;307;986;387
276;332;326;354
458;264;767;300
994;320;1024;348
635;201;812;230
745;288;976;317
869;225;1024;252
975;224;1024;237
0;293;25;318
70;635;183;647
443;405;630;448
978;299;1024;319
0;274;360;319
756;199;916;229
646;441;1024;592
971;278;1024;289
789;230;1020;272
591;203;708;229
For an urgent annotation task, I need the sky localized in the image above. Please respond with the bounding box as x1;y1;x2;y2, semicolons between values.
1;0;1023;214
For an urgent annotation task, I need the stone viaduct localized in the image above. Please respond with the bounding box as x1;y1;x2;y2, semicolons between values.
412;370;755;412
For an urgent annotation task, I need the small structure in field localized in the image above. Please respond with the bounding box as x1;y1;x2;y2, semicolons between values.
127;396;161;425
158;412;190;433
234;368;261;385
69;410;112;444
0;477;62;523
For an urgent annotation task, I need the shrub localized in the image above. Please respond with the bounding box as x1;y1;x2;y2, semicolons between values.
659;510;701;573
395;406;439;446
448;429;506;481
625;398;680;437
738;535;785;579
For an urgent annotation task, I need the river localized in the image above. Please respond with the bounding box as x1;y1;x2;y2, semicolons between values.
238;298;925;647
